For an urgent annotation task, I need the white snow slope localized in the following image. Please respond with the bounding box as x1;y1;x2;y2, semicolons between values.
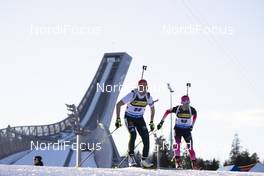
0;165;264;176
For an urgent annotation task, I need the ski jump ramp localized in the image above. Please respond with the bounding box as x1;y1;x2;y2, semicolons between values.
0;52;132;168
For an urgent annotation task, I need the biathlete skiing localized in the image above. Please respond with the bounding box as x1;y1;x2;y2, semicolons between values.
157;95;199;169
115;79;155;168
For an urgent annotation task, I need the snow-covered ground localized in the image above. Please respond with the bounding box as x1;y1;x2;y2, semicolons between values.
0;151;31;164
0;147;97;167
0;165;264;176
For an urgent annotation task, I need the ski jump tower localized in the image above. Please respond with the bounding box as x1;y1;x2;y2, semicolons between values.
0;53;132;168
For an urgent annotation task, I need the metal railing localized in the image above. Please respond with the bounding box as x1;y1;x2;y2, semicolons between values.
0;117;74;138
0;116;76;159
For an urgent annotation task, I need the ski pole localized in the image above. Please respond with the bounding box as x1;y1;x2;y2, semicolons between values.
153;99;159;104
186;83;191;95
141;65;147;79
167;83;174;158
80;127;119;166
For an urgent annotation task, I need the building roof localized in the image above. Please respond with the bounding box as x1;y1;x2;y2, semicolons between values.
217;165;240;171
249;163;264;173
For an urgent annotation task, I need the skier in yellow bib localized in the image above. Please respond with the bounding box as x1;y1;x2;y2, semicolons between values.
115;79;155;168
157;95;199;169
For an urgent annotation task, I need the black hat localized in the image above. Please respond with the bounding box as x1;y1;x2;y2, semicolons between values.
34;156;42;160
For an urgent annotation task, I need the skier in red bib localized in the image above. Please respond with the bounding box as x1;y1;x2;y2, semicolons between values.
157;95;199;169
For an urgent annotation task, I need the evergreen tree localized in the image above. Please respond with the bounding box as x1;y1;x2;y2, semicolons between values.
250;153;259;164
211;158;220;170
230;133;241;165
196;158;205;169
151;135;174;168
196;158;219;170
239;150;251;166
226;133;260;166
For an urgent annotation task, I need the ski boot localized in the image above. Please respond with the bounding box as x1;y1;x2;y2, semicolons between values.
128;154;137;167
141;158;153;168
174;156;183;169
191;159;200;170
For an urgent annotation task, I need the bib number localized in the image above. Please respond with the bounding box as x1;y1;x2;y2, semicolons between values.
181;119;187;123
134;107;142;112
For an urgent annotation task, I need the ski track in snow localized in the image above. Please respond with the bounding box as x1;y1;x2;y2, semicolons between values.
0;165;264;176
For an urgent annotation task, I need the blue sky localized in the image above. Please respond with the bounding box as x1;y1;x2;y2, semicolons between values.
0;0;263;163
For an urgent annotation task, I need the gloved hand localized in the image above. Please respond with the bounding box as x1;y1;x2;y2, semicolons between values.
149;121;155;131
115;118;122;128
157;120;164;130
